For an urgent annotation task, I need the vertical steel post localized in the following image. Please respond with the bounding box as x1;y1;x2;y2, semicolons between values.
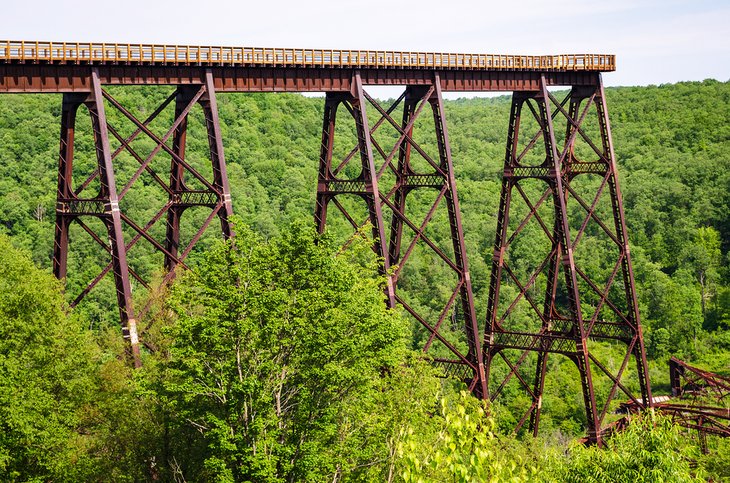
314;93;342;234
484;92;521;398
538;77;601;443
202;70;234;238
430;74;487;397
387;86;424;266
53;94;83;281
350;73;396;308
595;75;652;407
87;69;141;367
164;87;190;272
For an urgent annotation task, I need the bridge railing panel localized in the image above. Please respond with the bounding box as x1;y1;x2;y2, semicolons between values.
0;41;614;71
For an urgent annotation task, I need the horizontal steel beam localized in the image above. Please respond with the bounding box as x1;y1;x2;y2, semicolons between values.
0;64;600;93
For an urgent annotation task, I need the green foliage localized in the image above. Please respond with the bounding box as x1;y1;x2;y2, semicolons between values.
544;413;704;483
0;234;176;481
149;219;442;481
398;391;536;483
0;234;99;480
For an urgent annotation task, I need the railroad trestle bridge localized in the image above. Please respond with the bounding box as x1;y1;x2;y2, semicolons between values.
0;41;649;444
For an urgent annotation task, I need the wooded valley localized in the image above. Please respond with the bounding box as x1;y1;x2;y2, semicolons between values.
0;79;727;481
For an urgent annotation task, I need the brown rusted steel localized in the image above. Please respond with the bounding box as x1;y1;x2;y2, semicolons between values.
0;64;602;93
616;358;729;453
52;70;234;364
315;72;486;392
670;357;730;400
0;41;614;96
483;73;651;444
665;358;730;451
0;41;613;93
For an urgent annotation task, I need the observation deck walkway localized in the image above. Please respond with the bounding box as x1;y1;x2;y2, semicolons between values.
0;40;614;93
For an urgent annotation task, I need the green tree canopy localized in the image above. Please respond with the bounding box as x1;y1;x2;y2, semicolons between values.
150;220;441;482
0;234;99;480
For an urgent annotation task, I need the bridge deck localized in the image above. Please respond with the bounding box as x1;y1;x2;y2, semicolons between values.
0;40;613;93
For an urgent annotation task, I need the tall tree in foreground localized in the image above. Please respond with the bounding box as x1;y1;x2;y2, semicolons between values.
151;219;441;482
0;235;99;480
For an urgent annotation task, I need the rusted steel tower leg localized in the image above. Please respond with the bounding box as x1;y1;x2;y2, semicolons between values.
164;88;190;272
483;92;520;406
314;93;342;235
539;78;601;443
351;73;397;308
316;73;485;394
53;94;84;282
484;74;648;444
202;71;234;238
386;86;422;268
163;73;233;273
595;76;652;407
430;75;487;398
87;69;141;367
165;87;189;272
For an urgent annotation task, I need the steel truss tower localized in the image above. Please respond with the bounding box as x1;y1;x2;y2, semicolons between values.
483;74;651;443
315;73;487;396
52;69;233;367
46;61;649;443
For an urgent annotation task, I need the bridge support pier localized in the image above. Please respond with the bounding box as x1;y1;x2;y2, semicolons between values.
483;74;651;444
316;73;487;396
52;68;232;365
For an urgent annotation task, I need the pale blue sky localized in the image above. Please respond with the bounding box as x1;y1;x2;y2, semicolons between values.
2;0;728;88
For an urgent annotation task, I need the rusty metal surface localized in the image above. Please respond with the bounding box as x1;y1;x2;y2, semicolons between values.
314;73;487;394
482;74;651;445
0;64;601;93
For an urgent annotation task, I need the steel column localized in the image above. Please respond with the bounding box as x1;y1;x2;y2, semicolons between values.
386;86;423;267
52;94;83;281
483;74;650;444
314;92;341;234
316;73;486;393
430;75;487;397
202;70;234;238
89;69;141;367
163;87;191;272
53;69;235;364
595;78;652;406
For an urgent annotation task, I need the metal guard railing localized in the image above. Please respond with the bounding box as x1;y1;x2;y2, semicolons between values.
0;41;615;72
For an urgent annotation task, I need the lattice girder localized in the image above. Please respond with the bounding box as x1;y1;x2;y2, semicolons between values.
483;74;651;444
315;72;487;395
52;69;233;366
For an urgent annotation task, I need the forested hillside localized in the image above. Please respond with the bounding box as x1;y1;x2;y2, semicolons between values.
0;79;728;480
